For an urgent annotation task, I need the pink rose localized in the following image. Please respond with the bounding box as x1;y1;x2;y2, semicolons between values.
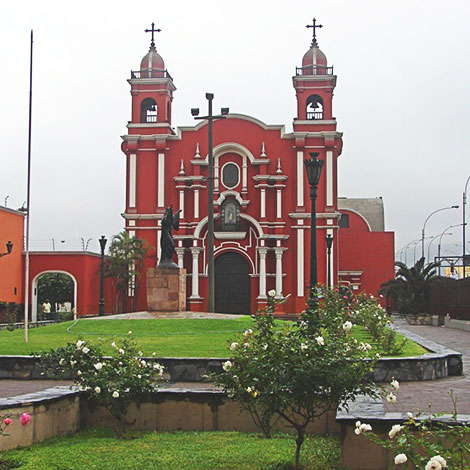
19;413;31;426
2;418;12;425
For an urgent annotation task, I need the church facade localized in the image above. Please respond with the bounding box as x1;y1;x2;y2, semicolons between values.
121;23;394;315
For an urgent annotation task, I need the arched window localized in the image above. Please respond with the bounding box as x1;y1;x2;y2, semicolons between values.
306;95;324;120
140;98;158;123
221;199;241;232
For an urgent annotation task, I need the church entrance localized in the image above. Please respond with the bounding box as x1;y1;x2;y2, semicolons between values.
215;252;251;314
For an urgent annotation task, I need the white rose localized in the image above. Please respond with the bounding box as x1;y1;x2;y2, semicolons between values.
76;340;84;349
407;412;414;419
59;358;65;365
229;342;238;351
394;453;407;465
141;360;146;367
112;391;119;398
77;370;82;376
243;329;253;337
391;379;399;390
425;459;442;470
386;392;397;403
300;343;308;351
388;424;402;439
137;374;141;379
82;347;90;354
127;330;132;335
315;336;325;346
268;289;276;297
119;349;125;354
246;386;253;393
429;456;447;468
355;421;361;428
342;321;353;332
138;351;143;356
222;360;233;371
94;362;103;371
94;386;101;394
359;423;372;432
111;342;116;348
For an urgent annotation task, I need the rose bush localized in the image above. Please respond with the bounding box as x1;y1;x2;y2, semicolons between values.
39;334;164;430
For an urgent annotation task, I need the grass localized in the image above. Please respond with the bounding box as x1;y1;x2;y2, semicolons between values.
1;429;341;470
0;318;427;357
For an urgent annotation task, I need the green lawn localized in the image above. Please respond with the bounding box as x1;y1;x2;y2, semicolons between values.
2;429;341;470
0;318;427;357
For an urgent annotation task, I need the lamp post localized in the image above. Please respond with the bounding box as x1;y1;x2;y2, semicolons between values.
191;94;229;312
421;205;459;261
304;152;324;300
0;241;13;258
325;234;333;288
463;176;470;278
99;235;107;316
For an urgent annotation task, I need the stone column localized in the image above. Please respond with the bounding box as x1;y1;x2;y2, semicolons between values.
190;247;202;299
274;247;284;298
257;247;267;299
175;247;185;269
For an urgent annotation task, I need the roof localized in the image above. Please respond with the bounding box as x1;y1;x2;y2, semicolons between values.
0;205;26;217
338;197;385;232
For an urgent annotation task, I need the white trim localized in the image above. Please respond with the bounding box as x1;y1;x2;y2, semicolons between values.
129;154;136;208
32;271;78;321
215;246;256;274
258;248;267;299
260;188;266;218
157;230;161;264
326;150;333;207
179;190;184;219
220;161;241;190
157;152;165;207
190;248;201;298
276;190;282;218
214;232;247;240
340;208;373;232
297;229;304;296
297;150;304;207
194;213;264;239
274;248;284;297
194;189;199;219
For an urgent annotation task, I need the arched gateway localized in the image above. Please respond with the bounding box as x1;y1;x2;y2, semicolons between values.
215;252;251;314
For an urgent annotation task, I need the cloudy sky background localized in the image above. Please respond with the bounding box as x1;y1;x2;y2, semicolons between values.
0;0;469;264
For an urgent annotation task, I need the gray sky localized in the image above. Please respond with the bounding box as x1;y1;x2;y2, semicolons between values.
1;0;469;263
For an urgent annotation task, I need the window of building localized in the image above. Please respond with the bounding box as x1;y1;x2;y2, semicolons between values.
306;94;324;120
339;213;349;228
140;98;158;123
221;199;240;231
221;163;240;189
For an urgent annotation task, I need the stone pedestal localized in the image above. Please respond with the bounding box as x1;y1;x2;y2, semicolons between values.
146;267;186;312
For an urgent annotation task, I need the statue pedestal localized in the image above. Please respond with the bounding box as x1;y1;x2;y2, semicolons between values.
146;267;186;312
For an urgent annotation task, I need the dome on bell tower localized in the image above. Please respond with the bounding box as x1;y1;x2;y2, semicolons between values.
302;43;327;69
140;45;165;73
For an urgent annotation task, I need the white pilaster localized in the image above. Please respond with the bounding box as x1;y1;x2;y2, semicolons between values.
214;158;219;191
297;221;304;296
176;247;185;269
158;152;165;208
194;189;199;219
260;188;266;218
327;227;334;287
129;154;136;208
157;230;161;265
179;190;184;219
297;150;304;207
276;189;282;218
258;248;267;299
274;248;284;298
242;156;248;192
326;150;333;207
190;247;201;298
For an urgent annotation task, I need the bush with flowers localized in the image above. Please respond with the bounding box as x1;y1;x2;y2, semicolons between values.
39;332;164;430
215;287;381;470
354;390;470;469
1;412;31;468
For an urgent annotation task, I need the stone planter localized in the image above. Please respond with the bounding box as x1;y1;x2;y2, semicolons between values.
406;313;439;326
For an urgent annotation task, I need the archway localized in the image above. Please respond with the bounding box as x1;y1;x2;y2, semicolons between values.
215;252;251;314
32;271;78;321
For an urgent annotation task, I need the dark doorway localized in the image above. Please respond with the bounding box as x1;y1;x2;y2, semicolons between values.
215;252;251;314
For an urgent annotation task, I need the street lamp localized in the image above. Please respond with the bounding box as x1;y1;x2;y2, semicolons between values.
192;93;229;312
325;234;333;288
304;152;324;300
463;176;470;278
99;235;107;316
421;205;459;261
0;241;13;258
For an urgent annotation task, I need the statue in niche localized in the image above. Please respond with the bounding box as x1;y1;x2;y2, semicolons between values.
158;205;181;268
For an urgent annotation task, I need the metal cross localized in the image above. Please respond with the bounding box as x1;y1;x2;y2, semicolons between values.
145;22;161;48
306;18;323;45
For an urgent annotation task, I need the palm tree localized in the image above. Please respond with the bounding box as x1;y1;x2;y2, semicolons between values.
379;257;440;315
104;231;151;313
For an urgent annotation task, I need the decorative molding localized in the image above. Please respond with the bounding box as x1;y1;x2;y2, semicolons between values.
214;232;246;240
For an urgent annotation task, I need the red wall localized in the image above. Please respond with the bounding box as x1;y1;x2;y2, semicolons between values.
28;252;112;316
0;208;25;304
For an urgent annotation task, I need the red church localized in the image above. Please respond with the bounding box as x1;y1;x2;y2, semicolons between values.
120;21;394;315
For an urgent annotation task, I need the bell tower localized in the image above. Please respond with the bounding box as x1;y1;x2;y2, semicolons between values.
128;23;176;133
293;18;336;125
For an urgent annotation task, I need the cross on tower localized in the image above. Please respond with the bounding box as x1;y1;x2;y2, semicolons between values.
306;18;323;46
145;22;161;48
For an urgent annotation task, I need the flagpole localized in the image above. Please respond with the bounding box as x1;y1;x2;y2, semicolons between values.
24;30;33;343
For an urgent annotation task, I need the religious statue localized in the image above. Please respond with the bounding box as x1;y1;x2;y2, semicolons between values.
158;205;181;268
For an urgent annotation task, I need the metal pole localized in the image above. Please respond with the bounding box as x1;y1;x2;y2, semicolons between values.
310;185;318;295
23;30;33;342
99;240;105;316
463;177;470;278
206;93;215;313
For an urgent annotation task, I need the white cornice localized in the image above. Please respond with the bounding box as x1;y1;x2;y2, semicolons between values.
289;212;341;219
293;120;337;125
126;123;173;129
121;212;163;220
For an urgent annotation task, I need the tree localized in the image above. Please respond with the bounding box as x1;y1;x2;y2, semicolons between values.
216;289;379;470
37;273;74;312
379;257;440;314
105;231;151;313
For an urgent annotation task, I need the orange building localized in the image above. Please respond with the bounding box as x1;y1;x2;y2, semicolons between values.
0;206;25;303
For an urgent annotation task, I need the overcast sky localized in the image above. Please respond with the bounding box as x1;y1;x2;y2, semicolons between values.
1;0;469;263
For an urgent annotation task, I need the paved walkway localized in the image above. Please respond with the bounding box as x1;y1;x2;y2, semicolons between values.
384;318;470;415
85;311;246;320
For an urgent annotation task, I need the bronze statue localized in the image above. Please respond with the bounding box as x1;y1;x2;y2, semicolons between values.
158;205;181;268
